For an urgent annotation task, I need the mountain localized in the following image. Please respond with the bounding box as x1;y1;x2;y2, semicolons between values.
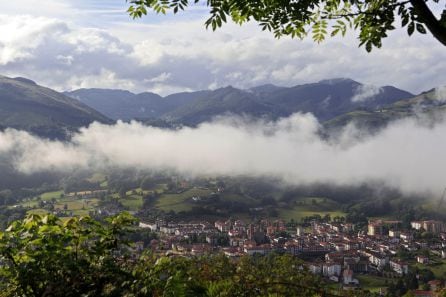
64;88;136;120
67;78;414;126
0;76;112;139
323;87;446;133
258;78;414;121
163;86;283;125
248;84;287;95
65;89;212;121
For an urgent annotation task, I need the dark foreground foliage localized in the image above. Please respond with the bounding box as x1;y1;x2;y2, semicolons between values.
0;213;376;296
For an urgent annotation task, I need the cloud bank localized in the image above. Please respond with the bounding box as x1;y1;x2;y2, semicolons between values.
1;113;446;196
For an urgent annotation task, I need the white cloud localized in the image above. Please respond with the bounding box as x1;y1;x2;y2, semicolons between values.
351;84;383;102
434;85;446;103
0;15;69;65
1;112;446;196
146;72;171;83
132;40;166;65
65;68;136;90
0;8;445;95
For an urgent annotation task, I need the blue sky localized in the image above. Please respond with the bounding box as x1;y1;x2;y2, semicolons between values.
0;0;445;95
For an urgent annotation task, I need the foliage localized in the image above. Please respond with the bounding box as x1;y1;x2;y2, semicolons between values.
0;213;374;297
127;0;446;51
0;212;137;297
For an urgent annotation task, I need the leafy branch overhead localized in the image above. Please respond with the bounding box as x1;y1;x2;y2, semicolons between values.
127;0;446;51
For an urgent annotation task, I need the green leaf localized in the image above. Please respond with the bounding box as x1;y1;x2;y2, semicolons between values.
416;23;426;34
407;22;415;36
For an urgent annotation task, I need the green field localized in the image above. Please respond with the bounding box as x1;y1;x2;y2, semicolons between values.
88;173;106;183
277;197;346;221
155;188;213;212
219;193;259;205
20;188;350;222
26;197;100;217
414;258;446;279
356;275;388;292
278;209;346;221
40;191;63;201
121;195;143;211
27;208;50;216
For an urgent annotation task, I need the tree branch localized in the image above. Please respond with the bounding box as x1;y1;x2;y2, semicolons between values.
410;0;446;46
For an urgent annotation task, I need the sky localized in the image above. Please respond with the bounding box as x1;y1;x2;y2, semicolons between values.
0;0;445;95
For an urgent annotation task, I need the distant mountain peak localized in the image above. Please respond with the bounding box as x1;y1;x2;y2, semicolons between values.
219;85;236;90
318;78;359;85
251;83;279;89
248;84;285;94
13;77;37;85
70;88;135;95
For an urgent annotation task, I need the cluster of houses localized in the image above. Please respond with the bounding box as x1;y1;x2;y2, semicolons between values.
139;217;446;294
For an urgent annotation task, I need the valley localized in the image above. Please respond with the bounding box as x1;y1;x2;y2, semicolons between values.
0;74;446;296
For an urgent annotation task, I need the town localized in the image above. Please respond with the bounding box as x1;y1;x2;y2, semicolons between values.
138;217;446;296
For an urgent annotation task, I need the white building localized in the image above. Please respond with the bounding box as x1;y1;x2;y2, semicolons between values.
389;260;408;275
323;262;342;277
389;230;400;238
308;263;322;275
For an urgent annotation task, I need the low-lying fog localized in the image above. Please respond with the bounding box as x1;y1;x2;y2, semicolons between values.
1;112;445;196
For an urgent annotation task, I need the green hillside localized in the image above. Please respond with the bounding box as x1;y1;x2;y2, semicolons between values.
0;76;113;139
323;88;446;132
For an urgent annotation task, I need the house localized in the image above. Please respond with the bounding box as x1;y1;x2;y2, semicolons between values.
159;226;176;234
229;237;244;247
389;230;400;238
368;220;384;236
296;226;305;236
322;262;342;277
417;255;429;264
191;244;212;256
139;222;158;231
344;257;369;273
411;221;423;230
410;290;433;297
308;262;323;275
422;221;445;234
364;251;389;270
411;221;445;234
206;235;218;246
427;280;442;291
389;260;409;275
400;232;414;241
215;220;231;232
223;247;242;258
244;244;272;256
343;269;359;285
334;243;345;252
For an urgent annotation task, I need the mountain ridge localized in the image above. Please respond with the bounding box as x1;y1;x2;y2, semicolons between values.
65;78;415;125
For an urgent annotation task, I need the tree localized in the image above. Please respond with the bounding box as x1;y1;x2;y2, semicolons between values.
0;213;137;297
127;0;446;51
